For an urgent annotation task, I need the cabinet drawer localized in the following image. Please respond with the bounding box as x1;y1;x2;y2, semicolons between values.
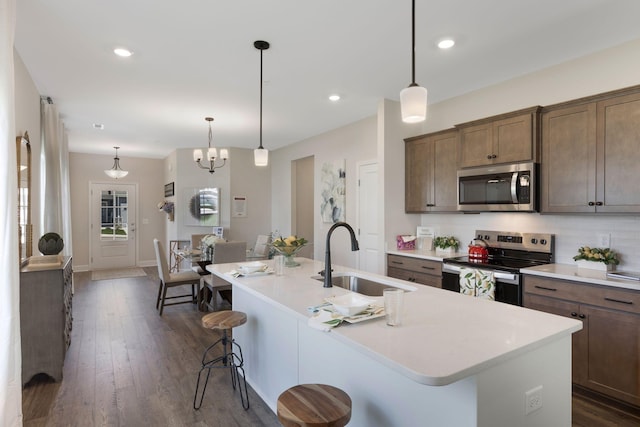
387;255;442;276
524;275;640;315
388;267;441;288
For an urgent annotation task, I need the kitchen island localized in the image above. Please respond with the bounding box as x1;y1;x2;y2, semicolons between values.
207;258;582;426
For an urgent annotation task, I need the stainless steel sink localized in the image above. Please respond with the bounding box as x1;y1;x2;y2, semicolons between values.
310;274;413;296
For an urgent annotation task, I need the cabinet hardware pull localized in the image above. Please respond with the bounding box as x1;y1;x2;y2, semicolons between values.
421;266;435;270
578;314;586;319
595;201;603;206
604;297;633;305
391;261;404;265
571;312;578;317
534;285;557;292
491;154;497;159
426;204;435;207
588;201;595;206
486;155;492;159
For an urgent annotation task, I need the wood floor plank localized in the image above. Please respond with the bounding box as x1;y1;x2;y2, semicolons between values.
22;267;639;426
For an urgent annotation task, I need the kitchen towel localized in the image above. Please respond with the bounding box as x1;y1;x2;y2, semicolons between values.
475;269;496;300
459;267;477;296
459;268;496;300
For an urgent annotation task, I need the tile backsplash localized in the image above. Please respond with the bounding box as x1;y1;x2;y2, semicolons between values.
420;213;640;271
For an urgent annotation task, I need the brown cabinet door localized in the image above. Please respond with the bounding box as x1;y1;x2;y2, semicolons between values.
541;103;597;213
431;130;459;212
524;293;587;383
405;137;432;212
597;91;640;212
493;113;534;164
581;304;640;406
459;123;493;168
405;130;458;213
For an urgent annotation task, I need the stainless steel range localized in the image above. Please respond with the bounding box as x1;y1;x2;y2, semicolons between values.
442;230;555;306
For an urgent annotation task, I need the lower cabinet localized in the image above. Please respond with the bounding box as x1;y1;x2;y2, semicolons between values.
387;254;442;288
523;275;640;406
20;256;73;386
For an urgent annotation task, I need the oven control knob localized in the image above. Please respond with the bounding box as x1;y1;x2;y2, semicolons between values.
530;238;538;244
540;239;547;245
484;235;490;240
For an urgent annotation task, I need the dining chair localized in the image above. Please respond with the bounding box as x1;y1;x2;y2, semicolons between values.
153;238;201;315
200;241;247;311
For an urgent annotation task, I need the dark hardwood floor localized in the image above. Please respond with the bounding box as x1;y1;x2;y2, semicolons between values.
22;267;640;426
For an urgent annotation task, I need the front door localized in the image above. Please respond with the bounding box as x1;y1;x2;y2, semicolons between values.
90;182;137;270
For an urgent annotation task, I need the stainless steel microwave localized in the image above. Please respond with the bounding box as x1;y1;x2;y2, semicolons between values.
457;162;537;212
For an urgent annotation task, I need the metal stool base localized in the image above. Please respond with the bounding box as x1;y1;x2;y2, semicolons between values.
193;330;249;410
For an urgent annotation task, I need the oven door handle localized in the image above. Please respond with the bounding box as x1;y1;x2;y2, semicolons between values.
442;263;518;283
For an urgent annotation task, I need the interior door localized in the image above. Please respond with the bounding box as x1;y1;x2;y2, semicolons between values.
90;182;137;270
357;161;380;273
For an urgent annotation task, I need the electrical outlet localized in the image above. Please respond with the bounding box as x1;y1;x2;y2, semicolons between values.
597;233;611;248
525;385;543;415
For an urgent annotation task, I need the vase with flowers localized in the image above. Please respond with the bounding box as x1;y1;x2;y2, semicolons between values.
433;235;460;254
271;235;308;267
573;246;619;271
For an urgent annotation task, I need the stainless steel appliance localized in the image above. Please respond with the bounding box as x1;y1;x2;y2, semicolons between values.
442;230;554;306
457;162;537;212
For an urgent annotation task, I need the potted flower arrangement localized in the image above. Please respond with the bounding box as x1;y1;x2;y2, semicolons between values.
573;246;619;271
271;235;308;267
433;236;460;254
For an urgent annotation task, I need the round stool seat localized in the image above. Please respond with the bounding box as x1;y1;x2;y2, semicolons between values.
277;384;352;427
201;310;247;330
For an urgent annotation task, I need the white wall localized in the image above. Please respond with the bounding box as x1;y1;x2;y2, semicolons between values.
13;51;41;256
163;147;271;254
69;153;165;270
271;116;377;268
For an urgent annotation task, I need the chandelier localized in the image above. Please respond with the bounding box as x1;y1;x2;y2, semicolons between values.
193;117;228;174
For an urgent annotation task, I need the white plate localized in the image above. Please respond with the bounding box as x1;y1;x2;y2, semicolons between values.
237;261;268;274
325;293;377;316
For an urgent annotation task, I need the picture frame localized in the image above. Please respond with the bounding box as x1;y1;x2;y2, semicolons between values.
164;182;175;197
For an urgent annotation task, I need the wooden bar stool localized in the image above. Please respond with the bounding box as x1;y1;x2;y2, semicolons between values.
277;384;352;427
193;311;249;410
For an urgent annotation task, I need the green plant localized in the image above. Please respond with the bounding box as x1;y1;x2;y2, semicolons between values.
573;246;619;265
434;236;459;250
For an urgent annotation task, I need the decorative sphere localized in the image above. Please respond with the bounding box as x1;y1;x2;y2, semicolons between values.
38;232;64;255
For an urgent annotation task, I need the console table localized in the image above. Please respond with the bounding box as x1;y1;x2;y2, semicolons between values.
20;256;73;386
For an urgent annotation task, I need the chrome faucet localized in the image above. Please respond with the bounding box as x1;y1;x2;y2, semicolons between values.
322;222;360;288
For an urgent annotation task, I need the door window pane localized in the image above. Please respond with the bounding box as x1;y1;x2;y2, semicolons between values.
101;190;129;240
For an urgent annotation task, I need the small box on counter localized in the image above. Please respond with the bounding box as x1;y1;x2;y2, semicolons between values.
396;235;416;250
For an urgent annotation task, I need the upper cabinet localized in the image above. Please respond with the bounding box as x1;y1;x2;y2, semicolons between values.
455;107;541;168
541;86;640;213
405;129;458;213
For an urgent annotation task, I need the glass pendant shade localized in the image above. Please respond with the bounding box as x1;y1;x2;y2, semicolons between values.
193;149;203;162
207;147;217;161
104;147;128;179
254;147;268;166
400;84;428;123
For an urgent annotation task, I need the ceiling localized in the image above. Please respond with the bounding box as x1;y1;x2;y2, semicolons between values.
14;0;640;159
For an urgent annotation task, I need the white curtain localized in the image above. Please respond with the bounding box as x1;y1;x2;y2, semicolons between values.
41;102;72;256
0;0;23;425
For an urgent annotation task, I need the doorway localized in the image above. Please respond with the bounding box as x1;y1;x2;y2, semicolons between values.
357;161;380;273
292;156;314;259
90;182;137;270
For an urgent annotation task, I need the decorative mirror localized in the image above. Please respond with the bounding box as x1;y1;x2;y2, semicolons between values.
17;132;32;262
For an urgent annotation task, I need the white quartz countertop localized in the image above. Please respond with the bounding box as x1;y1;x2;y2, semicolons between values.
208;258;581;386
521;263;640;291
386;248;467;261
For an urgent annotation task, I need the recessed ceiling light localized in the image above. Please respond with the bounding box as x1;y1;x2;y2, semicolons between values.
113;47;133;57
329;94;341;102
437;39;455;49
93;123;104;130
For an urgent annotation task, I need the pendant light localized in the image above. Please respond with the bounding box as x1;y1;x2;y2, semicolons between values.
193;117;228;174
400;0;427;123
104;146;129;179
254;40;270;166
